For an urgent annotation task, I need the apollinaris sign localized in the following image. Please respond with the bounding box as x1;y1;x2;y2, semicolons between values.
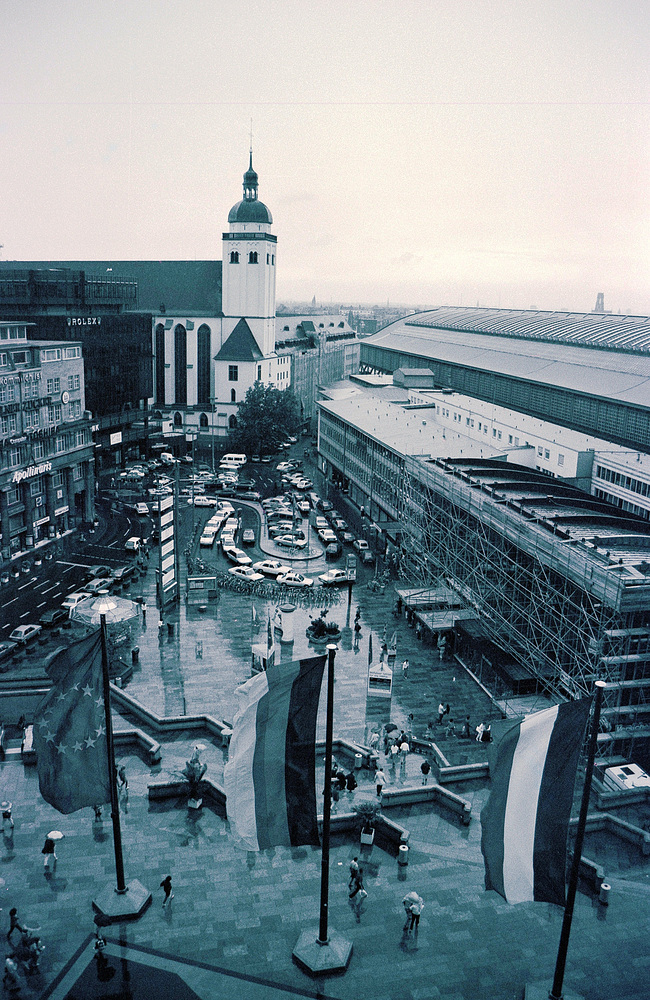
12;462;52;484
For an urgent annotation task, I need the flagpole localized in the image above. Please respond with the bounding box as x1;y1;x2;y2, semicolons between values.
318;643;336;945
100;614;127;894
549;681;605;1000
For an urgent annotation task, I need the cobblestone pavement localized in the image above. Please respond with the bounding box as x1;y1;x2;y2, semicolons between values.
1;501;649;999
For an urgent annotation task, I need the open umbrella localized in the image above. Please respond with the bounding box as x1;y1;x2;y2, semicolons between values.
384;723;398;733
47;831;64;840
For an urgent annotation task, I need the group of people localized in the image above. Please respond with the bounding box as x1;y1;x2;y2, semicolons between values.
328;762;358;807
4;908;44;988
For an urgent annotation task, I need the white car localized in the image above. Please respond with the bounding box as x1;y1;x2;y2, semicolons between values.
199;531;216;547
135;502;149;515
188;495;217;507
276;461;293;472
297;500;311;515
319;568;350;586
253;559;292;578
61;591;91;611
9;624;42;644
275;534;308;550
276;571;313;588
229;565;264;582
223;546;252;566
314;517;329;530
353;539;369;552
318;529;337;544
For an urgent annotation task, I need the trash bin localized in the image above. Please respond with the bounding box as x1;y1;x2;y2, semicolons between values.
599;882;610;905
131;647;139;665
354;753;363;769
398;844;409;866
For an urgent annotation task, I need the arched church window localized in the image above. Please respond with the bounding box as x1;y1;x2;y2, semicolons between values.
199;412;209;428
173;411;183;427
230;251;239;263
248;251;258;264
229;415;238;429
153;410;162;420
230;389;236;403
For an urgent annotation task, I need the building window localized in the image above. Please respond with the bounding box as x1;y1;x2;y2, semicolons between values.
230;251;239;263
48;403;62;424
30;477;43;497
537;446;543;456
41;348;61;362
271;255;274;264
56;436;66;454
75;429;86;446
197;324;211;408
199;412;209;428
228;365;238;382
73;464;84;480
174;325;187;407
558;453;565;466
33;441;44;460
248;251;258;264
68;374;80;391
52;470;64;488
230;388;236;403
257;365;262;381
0;383;15;403
544;449;550;460
64;347;81;359
6;487;20;504
0;353;6;367
9;449;20;467
173;411;183;427
229;414;237;429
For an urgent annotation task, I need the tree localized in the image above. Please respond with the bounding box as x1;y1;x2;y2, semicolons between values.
232;383;301;456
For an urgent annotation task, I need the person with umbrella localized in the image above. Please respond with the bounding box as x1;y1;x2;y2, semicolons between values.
402;891;424;933
42;831;63;869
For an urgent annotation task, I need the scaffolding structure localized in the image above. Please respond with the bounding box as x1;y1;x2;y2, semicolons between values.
396;456;650;759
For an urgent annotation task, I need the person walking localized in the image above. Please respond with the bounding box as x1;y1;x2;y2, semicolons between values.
117;765;128;791
160;875;174;907
141;601;147;624
345;771;357;793
406;895;424;933
348;857;359;882
42;835;57;869
6;908;24;944
401;659;409;679
348;870;367;901
93;805;103;822
390;740;399;771
1;801;14;833
437;702;445;724
420;759;431;784
375;767;386;797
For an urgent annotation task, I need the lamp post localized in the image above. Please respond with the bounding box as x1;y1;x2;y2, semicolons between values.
210;396;217;472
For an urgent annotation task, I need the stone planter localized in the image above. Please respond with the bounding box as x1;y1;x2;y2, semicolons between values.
360;827;375;846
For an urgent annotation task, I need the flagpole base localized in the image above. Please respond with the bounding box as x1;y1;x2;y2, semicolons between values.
292;927;352;975
525;982;585;1000
92;878;152;923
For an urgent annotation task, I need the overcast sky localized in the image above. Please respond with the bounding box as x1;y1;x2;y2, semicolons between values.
1;0;648;313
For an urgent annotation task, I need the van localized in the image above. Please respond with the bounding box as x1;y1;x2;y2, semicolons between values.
221;453;247;467
125;537;141;552
159;452;175;465
85;577;113;594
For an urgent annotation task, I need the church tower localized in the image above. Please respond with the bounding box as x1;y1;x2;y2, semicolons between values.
222;152;277;357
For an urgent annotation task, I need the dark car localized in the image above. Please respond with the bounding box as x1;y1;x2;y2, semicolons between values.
0;640;18;664
111;565;135;584
361;549;375;565
325;543;342;560
239;491;261;501
235;479;256;490
318;499;334;512
39;607;69;628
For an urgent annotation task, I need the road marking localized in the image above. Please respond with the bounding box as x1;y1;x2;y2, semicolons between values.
19;611;30;619
108;541;118;548
1;624;10;630
56;561;87;569
1;597;19;608
40;584;59;594
18;577;37;591
37;601;47;608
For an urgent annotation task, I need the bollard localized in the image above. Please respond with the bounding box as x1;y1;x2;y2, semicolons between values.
398;844;409;866
599;882;610;905
131;647;139;665
354;753;363;769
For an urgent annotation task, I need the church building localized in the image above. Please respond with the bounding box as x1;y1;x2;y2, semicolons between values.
153;154;288;443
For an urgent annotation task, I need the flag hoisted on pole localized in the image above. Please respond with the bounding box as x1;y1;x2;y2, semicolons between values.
480;697;592;906
225;655;326;851
33;630;111;815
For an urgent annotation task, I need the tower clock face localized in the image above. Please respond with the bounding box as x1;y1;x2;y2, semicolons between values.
61;391;70;403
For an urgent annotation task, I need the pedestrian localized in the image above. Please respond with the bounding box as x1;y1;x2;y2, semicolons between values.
6;908;24;943
406;895;424;933
345;771;357;793
375;767;386;797
93;804;103;822
369;730;379;750
390;741;399;770
160;874;174;907
3;956;19;990
1;801;14;832
348;871;367;900
406;713;414;737
117;765;128;790
26;936;44;971
444;703;451;719
348;857;359;882
421;759;431;784
462;715;471;738
416;622;422;640
42;835;57;869
336;770;347;792
401;658;409;679
475;722;485;742
0;722;5;759
396;596;402;615
437;702;445;724
141;601;147;624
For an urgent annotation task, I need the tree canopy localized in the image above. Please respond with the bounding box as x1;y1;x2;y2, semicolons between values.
232;383;301;455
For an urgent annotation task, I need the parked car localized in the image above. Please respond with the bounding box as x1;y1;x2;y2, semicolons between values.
0;640;17;663
241;528;256;545
251;454;261;462
318;528;337;544
61;591;91;612
228;565;264;583
332;518;348;532
38;607;69;627
342;531;355;544
111;565;135;583
276;571;313;587
325;542;342;559
275;535;308;550
85;565;112;580
235;479;256;491
135;502;149;515
252;559;291;578
318;499;334;512
125;537;141;552
276;461;294;472
239;491;262;501
319;568;350;586
188;495;217;507
200;531;217;547
260;455;272;463
353;538;369;553
361;550;375;565
297;500;310;515
85;577;114;594
269;523;296;538
223;546;252;566
9;624;42;644
314;517;329;530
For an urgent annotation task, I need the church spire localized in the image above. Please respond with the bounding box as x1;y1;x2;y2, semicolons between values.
243;142;258;202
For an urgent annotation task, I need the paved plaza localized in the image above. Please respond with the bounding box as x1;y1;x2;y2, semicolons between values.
1;515;649;999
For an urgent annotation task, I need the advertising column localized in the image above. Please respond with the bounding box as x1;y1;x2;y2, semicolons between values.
158;494;178;606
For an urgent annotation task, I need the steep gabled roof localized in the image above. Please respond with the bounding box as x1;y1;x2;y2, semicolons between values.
215;318;263;361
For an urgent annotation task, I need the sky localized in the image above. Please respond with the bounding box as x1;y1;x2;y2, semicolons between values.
1;0;649;313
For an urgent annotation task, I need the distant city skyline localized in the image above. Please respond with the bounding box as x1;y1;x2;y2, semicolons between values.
2;1;648;315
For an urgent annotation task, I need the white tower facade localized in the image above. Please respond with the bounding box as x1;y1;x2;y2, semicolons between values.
222;154;277;357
